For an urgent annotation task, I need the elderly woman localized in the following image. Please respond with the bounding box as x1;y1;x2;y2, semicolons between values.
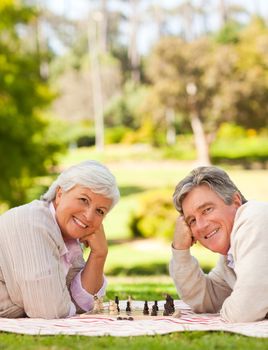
0;160;120;319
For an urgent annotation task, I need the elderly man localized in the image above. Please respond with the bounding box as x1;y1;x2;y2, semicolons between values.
170;166;268;323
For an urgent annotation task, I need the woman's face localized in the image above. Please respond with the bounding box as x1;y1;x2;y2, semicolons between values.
53;185;112;241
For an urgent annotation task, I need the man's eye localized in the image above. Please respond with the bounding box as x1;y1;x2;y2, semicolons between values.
204;207;212;214
96;208;105;216
188;219;195;226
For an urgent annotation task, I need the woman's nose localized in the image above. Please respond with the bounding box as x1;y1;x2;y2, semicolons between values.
84;207;95;222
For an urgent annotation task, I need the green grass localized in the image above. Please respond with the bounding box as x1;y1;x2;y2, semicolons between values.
1;332;267;350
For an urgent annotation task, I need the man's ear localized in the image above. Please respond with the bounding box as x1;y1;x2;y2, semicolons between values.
233;192;242;208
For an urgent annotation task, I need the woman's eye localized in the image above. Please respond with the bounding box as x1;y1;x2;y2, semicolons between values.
80;198;88;204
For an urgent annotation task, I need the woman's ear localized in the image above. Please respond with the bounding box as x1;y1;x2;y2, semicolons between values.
54;187;63;206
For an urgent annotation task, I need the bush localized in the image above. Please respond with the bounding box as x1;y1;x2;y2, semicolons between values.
76;134;95;147
211;124;268;167
105;126;133;144
128;189;177;240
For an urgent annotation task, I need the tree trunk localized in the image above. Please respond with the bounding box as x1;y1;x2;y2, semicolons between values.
165;108;176;145
88;18;104;151
100;0;108;53
128;0;140;83
190;111;211;165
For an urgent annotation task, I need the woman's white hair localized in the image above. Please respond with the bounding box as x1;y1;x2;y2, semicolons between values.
41;160;120;209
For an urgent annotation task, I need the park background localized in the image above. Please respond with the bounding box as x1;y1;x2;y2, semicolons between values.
1;0;268;348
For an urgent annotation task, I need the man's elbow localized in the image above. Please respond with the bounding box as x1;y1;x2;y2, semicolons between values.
220;309;266;323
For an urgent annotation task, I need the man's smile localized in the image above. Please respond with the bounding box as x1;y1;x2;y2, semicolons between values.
204;228;219;240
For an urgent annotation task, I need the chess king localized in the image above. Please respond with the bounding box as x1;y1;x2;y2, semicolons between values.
170;166;268;323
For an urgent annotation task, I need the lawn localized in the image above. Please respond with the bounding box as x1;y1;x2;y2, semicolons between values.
1;145;268;348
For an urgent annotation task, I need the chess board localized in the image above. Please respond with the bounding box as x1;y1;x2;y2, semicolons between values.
81;299;181;320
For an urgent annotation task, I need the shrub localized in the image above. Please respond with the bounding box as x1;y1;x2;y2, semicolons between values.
211;124;268;167
128;189;177;240
105;126;133;144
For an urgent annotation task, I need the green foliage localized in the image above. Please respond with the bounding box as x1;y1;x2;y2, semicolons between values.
0;1;64;207
145;19;268;163
214;20;243;44
211;124;268;166
128;189;177;240
104;81;149;129
105;126;133;144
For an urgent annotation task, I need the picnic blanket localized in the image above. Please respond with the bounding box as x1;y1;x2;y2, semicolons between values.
0;300;268;338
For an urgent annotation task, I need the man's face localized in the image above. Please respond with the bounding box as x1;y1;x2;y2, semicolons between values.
53;185;112;241
182;184;242;254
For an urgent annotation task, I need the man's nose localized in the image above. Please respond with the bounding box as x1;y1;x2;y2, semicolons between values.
195;216;208;233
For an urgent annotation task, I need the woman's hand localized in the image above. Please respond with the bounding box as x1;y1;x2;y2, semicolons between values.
172;216;196;250
80;224;108;295
79;224;108;258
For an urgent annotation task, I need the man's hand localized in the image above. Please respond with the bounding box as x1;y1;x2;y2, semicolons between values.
79;224;108;258
172;216;196;250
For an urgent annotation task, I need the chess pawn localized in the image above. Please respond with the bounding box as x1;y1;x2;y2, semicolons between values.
115;296;120;312
154;300;159;311
143;301;149;315
93;295;103;314
126;301;131;313
109;300;118;315
150;304;158;316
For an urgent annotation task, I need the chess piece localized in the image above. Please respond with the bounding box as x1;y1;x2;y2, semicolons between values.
109;300;118;315
154;300;159;311
143;301;149;315
163;294;175;316
126;301;131;313
150;304;158;316
115;295;120;312
93;295;104;314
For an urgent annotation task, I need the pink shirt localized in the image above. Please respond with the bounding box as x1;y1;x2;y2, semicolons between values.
49;203;107;316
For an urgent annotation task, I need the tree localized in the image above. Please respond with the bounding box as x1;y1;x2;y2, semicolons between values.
145;18;268;164
0;0;63;207
146;36;213;164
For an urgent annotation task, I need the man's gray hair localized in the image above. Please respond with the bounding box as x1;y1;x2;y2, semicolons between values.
173;166;247;214
41;160;120;209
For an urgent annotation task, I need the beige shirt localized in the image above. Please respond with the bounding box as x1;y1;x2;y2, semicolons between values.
170;201;268;322
0;200;85;318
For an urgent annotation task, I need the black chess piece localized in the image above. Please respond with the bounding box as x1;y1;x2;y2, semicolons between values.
126;301;131;312
150;304;157;316
154;300;159;311
143;300;149;315
115;296;120;312
163;294;175;316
